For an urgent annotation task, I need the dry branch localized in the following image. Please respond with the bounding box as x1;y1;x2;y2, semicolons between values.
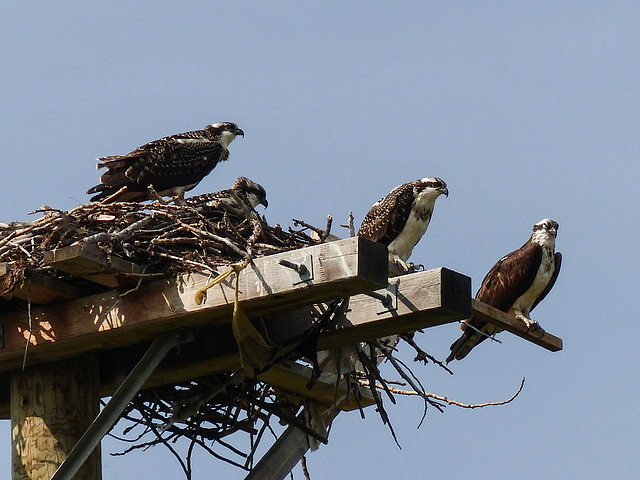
0;197;523;479
0;200;315;298
364;377;526;409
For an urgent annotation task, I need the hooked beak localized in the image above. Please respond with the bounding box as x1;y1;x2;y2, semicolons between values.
235;128;244;138
261;198;269;208
440;186;449;198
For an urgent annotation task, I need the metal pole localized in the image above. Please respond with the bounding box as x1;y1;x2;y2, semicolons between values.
51;328;194;480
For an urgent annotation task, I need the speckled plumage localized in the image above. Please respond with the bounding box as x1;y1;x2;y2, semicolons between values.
186;177;268;211
358;177;448;264
87;122;244;203
447;219;562;363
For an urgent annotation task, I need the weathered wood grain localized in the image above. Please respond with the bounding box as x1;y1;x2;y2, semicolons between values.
258;360;374;411
262;267;472;349
0;265;565;420
11;356;101;480
0;265;81;305
471;299;563;352
0;237;387;375
43;244;144;288
244;407;339;480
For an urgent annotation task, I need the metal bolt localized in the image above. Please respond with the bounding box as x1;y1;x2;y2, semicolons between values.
365;291;393;308
278;259;308;275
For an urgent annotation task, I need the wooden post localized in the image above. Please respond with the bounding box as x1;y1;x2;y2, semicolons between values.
10;355;101;480
245;406;339;480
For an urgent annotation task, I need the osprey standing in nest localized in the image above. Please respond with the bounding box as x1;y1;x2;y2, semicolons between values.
358;177;448;271
186;177;268;211
446;219;562;363
87;122;244;204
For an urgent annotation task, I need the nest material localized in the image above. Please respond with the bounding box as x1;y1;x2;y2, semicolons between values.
0;198;422;473
0;200;323;298
1;198;519;478
0;198;348;472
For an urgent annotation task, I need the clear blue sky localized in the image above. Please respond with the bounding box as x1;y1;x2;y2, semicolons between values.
1;2;639;479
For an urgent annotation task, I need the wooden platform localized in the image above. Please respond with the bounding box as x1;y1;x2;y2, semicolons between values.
0;237;388;374
0;258;563;421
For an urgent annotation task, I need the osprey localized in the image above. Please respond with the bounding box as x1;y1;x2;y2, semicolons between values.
446;219;562;363
86;122;244;204
358;177;448;270
186;177;268;211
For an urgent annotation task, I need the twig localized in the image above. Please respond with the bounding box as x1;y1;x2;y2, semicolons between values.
323;214;333;241
149;250;217;273
170;217;249;258
147;184;166;203
292;216;333;242
301;455;312;480
375;339;445;413
363;378;526;409
99;186;129;204
340;211;356;237
83;216;154;245
134;397;190;478
400;334;453;375
119;264;151;297
461;319;503;344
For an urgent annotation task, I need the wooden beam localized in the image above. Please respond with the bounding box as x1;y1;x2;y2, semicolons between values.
0;267;563;418
0;237;388;374
257;360;374;411
470;299;563;352
263;267;472;349
43;244;144;288
11;355;101;480
0;264;81;305
94;268;469;399
245;407;339;480
94;339;372;414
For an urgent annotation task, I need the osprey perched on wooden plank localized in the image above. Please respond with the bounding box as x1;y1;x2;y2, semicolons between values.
86;122;244;204
186;177;268;211
446;219;562;363
358;177;448;270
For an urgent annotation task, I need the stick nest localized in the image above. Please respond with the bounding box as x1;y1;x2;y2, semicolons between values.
1;199;522;479
0;199;322;298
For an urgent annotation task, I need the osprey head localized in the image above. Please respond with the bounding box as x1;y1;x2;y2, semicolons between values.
533;218;558;237
414;177;449;200
233;177;268;209
206;122;244;149
531;218;559;246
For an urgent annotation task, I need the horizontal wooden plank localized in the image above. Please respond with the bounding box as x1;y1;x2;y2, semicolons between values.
43;244;144;287
0;265;81;304
470;299;563;352
0;237;388;374
102;268;470;394
0;265;564;419
110;358;371;414
262;267;472;349
258;360;374;411
101;268;470;392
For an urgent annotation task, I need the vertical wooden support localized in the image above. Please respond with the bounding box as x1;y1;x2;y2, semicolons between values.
10;356;101;480
245;407;339;480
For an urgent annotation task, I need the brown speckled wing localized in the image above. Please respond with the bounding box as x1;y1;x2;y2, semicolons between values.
358;182;415;245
